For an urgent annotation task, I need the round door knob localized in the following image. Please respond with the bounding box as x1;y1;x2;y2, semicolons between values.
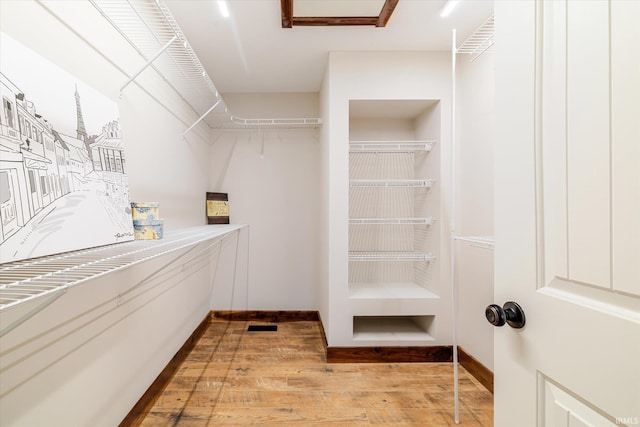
485;301;526;329
485;304;506;326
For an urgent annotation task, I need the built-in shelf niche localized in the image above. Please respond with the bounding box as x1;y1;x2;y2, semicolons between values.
353;315;435;341
348;99;440;300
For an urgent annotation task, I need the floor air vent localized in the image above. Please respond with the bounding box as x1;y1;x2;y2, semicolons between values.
247;324;278;332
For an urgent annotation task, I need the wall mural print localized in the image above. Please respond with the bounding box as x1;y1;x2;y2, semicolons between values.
0;33;134;263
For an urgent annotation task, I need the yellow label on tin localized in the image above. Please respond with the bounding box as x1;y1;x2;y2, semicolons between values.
207;200;229;217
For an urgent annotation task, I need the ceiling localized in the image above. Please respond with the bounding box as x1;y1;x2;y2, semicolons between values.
164;0;493;94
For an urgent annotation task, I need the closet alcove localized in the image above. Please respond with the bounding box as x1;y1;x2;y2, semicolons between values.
348;99;441;343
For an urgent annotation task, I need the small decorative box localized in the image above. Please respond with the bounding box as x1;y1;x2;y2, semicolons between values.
132;219;163;240
131;202;160;220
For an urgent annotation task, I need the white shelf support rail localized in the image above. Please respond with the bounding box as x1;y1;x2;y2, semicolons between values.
183;99;221;137
116;230;232;303
0;289;68;339
450;19;496;422
0;226;245;337
119;34;177;95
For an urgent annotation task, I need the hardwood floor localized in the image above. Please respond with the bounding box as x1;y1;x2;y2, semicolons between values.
138;319;493;426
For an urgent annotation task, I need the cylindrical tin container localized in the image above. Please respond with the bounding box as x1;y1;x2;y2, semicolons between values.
131;202;160;220
132;219;163;240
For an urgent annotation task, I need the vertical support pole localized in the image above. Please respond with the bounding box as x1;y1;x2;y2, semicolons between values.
450;28;461;425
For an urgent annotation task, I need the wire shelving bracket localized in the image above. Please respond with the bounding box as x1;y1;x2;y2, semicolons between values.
457;15;494;62
89;0;322;130
119;34;177;95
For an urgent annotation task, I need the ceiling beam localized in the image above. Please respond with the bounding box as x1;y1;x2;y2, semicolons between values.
281;0;293;28
281;0;399;28
292;16;378;26
376;0;400;27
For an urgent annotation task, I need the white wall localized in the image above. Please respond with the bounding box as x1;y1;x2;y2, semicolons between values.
0;1;220;425
208;93;320;310
319;64;332;336
0;0;212;228
455;51;495;370
322;51;453;347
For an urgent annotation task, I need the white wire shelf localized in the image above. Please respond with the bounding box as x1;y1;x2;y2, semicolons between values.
0;225;244;312
349;179;435;188
457;15;494;61
349;217;435;226
349;252;436;262
455;236;495;248
89;0;321;130
224;116;322;129
349;141;435;153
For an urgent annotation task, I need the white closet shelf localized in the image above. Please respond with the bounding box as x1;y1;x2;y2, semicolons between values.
349;251;436;262
457;14;495;61
349;282;439;299
0;225;244;312
455;236;495;247
349;217;435;225
353;316;435;342
89;0;321;130
225;116;322;129
349;141;435;153
349;179;435;188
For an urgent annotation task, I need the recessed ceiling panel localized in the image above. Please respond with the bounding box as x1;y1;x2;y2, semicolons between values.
282;0;398;27
294;0;387;17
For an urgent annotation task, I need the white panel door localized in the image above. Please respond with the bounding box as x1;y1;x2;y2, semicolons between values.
494;1;640;426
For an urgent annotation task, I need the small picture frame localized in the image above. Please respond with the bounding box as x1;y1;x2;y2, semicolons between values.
206;192;229;224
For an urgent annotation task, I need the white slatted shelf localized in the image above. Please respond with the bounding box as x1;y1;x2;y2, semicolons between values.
349;282;440;299
349;251;436;262
457;15;495;61
455;236;495;248
349;141;435;153
89;0;322;130
0;225;244;311
349;179;435;188
349;217;435;226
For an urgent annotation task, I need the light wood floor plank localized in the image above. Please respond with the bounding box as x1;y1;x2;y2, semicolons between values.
138;320;493;426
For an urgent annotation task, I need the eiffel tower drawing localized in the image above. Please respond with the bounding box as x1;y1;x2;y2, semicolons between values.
75;84;88;142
